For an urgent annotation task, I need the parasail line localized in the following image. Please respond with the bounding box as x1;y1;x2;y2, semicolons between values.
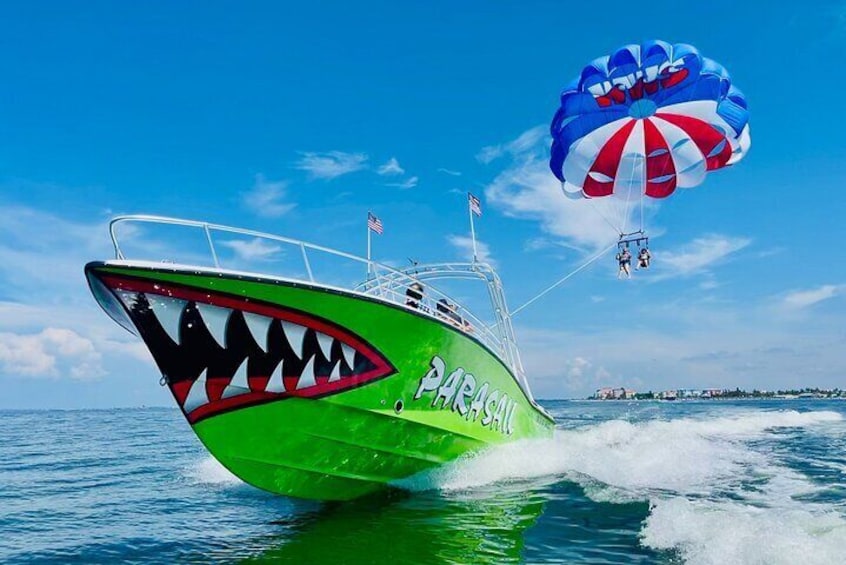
620;149;638;235
510;241;618;318
587;196;623;235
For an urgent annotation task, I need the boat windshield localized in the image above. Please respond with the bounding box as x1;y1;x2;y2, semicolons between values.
107;215;534;397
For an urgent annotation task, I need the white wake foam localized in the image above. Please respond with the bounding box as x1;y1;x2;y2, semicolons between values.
643;497;846;565
404;410;841;494
182;455;242;486
399;409;846;564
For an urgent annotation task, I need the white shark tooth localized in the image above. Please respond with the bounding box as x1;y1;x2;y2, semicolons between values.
265;359;286;393
315;332;334;361
148;296;187;344
222;359;250;399
340;343;356;370
281;321;307;358
328;361;341;383
296;356;317;390
195;303;232;348
183;369;209;413
242;312;272;352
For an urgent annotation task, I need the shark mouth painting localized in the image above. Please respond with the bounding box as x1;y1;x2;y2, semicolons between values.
94;274;396;424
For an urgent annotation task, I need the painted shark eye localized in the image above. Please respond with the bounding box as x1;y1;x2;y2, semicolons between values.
104;276;395;424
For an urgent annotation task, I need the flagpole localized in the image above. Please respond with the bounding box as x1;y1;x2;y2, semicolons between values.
468;198;478;263
366;211;372;281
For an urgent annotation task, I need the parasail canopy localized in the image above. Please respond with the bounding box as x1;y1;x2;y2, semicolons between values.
549;40;750;202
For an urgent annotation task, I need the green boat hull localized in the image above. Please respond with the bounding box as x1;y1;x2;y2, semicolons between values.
86;262;554;500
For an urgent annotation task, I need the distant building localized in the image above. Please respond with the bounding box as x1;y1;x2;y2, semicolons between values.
592;387;637;400
594;387;614;400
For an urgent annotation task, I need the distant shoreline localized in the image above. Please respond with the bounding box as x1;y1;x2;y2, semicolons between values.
579;396;846;402
586;387;846;401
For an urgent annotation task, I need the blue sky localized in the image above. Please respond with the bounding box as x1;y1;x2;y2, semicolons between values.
1;1;845;407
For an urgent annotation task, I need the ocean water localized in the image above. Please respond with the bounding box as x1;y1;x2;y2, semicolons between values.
2;400;845;564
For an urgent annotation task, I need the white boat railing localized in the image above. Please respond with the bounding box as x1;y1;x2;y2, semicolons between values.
107;215;532;395
356;263;527;389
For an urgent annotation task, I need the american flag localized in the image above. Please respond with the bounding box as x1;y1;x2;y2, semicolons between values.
468;192;482;217
367;212;383;235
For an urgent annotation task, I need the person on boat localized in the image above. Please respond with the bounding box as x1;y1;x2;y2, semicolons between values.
436;298;463;328
405;282;424;309
636;247;651;270
616;248;632;279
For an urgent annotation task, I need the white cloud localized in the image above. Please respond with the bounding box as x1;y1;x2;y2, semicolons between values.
377;157;404;176
437;168;462;176
485;149;633;251
242;174;295;218
657;235;751;278
219;238;282;262
782;284;844;309
480;125;658;253
295;151;368;180
97;338;155;367
524;237;552;252
0;302;47;330
0;328;104;380
476;125;547;164
0;203;162;385
448;234;495;266
0;204;115;298
517;312;846;399
476;146;502;165
556;356;618;393
387;176;419;189
564;356;593;382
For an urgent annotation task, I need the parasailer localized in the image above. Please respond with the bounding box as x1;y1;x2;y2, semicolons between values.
636;247;651;270
616;247;632;279
548;40;750;274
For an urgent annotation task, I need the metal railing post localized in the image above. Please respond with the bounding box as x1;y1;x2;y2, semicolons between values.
109;218;125;259
203;224;220;268
301;244;314;282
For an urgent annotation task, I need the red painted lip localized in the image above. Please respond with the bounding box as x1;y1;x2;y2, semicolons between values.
98;273;396;424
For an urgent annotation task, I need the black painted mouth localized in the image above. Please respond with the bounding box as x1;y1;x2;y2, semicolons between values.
91;272;395;423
